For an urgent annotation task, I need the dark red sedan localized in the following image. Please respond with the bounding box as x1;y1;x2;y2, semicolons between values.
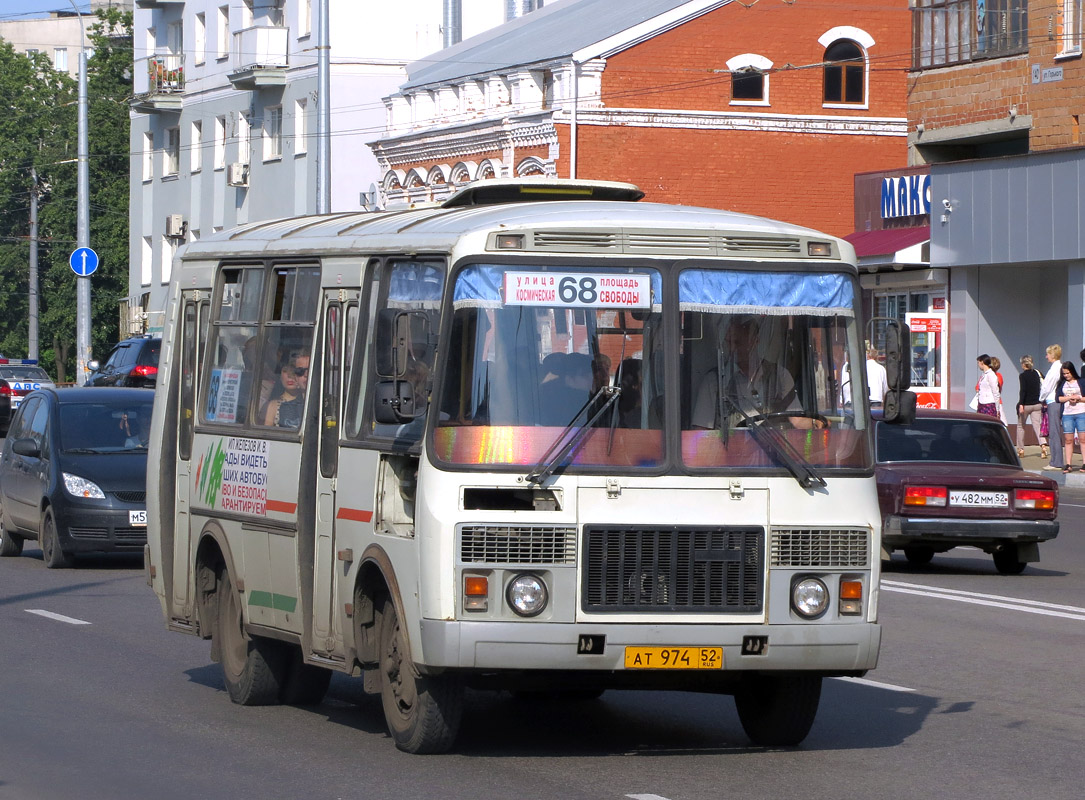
875;409;1059;574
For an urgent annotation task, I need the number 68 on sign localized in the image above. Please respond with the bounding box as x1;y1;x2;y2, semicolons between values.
502;271;652;309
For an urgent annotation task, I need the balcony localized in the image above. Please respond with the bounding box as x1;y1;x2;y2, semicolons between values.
228;26;289;89
132;53;184;113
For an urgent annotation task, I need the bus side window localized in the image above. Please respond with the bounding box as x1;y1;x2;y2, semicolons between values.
203;266;264;426
320;303;342;477
345;261;381;440
179;300;198;459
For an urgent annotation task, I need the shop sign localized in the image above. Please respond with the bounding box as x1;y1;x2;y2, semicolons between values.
881;174;931;219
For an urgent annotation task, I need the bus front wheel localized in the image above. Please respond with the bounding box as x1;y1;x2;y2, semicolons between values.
378;597;463;754
734;674;821;747
215;568;284;706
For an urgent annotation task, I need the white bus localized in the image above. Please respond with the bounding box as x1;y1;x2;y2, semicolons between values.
147;180;913;754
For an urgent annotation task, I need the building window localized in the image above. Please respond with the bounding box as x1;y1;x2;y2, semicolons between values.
141;236;152;285
300;0;312;37
237;112;251;165
164;127;180;176
823;41;865;105
190;120;203;173
294;98;308;154
161;236;176;284
217;5;230;59
264;106;283;160
214;115;226;170
911;0;1027;68
53;48;68;72
1061;0;1084;56
194;12;206;65
143;132;154;181
726;54;772;105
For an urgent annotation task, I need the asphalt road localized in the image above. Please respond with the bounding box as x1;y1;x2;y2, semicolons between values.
2;494;1084;800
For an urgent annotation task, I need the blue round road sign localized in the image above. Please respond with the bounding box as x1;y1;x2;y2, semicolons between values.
70;247;99;277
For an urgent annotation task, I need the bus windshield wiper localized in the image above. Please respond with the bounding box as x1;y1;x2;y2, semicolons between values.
526;385;621;485
716;361;826;490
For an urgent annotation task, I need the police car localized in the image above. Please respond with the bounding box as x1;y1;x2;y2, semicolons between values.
0;359;56;436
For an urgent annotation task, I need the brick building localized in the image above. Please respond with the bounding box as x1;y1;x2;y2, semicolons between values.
886;0;1085;419
369;0;912;238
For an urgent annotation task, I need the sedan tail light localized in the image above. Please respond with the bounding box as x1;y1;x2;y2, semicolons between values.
132;365;158;379
0;382;10;397
904;485;948;506
1014;489;1056;510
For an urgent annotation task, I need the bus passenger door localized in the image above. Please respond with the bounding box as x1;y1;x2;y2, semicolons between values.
173;294;206;619
312;292;357;655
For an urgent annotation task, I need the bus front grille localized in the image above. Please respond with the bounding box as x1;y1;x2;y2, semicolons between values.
459;525;577;565
770;528;870;567
582;526;763;613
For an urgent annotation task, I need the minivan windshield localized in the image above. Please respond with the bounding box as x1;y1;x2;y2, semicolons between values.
59;401;155;453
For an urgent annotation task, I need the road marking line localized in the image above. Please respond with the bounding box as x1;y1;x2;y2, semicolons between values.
833;676;915;693
627;795;672;800
25;609;92;625
883;580;1085;613
882;584;1085;622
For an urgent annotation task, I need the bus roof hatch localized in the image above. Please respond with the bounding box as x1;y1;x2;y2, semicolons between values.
441;179;644;208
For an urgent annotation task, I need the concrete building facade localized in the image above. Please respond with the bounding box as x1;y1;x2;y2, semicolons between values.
0;1;127;79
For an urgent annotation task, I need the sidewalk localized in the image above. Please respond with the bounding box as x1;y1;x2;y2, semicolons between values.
1019;445;1085;487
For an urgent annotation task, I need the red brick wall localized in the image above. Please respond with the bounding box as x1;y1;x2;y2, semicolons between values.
1027;0;1085;149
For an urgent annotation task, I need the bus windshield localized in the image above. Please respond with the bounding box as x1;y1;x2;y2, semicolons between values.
434;264;869;473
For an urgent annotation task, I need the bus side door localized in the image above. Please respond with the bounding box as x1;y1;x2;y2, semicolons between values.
312;291;358;655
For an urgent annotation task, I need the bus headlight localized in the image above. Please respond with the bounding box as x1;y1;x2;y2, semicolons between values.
791;577;829;619
506;573;548;617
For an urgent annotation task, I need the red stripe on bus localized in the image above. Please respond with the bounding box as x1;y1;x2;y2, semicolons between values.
337;507;373;523
265;499;298;514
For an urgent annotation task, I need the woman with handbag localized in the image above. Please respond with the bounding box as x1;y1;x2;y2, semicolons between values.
975;354;1000;419
1016;355;1048;458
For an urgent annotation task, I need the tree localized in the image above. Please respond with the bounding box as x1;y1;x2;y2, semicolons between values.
0;7;131;382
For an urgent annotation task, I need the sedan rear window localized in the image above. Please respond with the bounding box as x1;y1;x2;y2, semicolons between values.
877;419;1017;466
0;367;50;381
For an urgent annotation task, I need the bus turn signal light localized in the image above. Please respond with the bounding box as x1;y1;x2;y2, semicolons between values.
1014;489;1055;510
904;485;947;506
839;579;862;615
464;575;489;612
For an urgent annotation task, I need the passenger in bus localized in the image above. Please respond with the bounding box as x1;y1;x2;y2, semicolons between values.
236;336;278;424
261;353;309;428
691;317;823;430
538;353;592;426
617;358;643;427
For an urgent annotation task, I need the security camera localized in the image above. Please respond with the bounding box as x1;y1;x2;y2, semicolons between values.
942;199;952;210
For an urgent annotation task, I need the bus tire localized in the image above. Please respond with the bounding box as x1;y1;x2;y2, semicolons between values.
734;674;821;747
40;508;72;569
378;596;462;754
216;568;284;706
280;646;332;706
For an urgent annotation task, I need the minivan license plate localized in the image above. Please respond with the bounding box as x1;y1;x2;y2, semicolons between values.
624;646;723;669
130;510;147;526
949;490;1008;507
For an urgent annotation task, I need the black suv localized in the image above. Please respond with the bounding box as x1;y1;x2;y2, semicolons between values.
87;337;161;388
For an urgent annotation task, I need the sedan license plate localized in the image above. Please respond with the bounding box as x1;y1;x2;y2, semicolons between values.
129;510;147;526
949;490;1008;508
624;646;723;670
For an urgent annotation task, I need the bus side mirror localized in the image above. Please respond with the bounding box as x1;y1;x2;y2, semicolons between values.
884;321;912;391
882;389;917;424
374;379;418;424
375;309;413;378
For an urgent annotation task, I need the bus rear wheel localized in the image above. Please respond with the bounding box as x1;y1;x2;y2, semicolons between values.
734;674;822;747
378;597;463;754
215;568;285;706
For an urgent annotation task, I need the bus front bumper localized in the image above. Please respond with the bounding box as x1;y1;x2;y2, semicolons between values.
418;619;881;675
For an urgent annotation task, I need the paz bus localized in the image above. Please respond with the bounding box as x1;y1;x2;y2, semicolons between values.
146;179;914;754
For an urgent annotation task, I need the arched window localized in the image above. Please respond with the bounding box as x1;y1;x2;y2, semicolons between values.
726;54;772;105
823;40;865;105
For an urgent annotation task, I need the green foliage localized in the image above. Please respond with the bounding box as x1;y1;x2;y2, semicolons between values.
0;8;132;380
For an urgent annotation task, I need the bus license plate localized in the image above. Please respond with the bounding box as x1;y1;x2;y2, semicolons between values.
624;646;723;670
130;510;147;526
949;490;1008;507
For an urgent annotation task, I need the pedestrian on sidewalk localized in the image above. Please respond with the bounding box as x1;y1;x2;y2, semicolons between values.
1016;355;1047;458
1040;345;1065;470
990;356;1008;425
1057;361;1085;473
975;354;1000;419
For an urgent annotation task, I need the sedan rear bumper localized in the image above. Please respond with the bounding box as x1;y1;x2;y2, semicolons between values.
884;515;1059;547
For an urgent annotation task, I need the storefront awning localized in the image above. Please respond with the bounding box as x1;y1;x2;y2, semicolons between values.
844;225;930;265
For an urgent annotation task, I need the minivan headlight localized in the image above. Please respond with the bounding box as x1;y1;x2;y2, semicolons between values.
63;472;106;499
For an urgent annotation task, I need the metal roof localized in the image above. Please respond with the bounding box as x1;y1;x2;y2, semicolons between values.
402;0;718;90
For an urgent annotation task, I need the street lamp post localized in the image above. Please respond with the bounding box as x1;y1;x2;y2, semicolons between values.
69;1;91;385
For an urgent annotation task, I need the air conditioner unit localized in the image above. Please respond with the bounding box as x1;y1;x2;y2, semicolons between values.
227;162;249;187
165;214;186;238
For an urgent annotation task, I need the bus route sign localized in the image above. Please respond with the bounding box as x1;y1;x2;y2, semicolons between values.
502;271;651;309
